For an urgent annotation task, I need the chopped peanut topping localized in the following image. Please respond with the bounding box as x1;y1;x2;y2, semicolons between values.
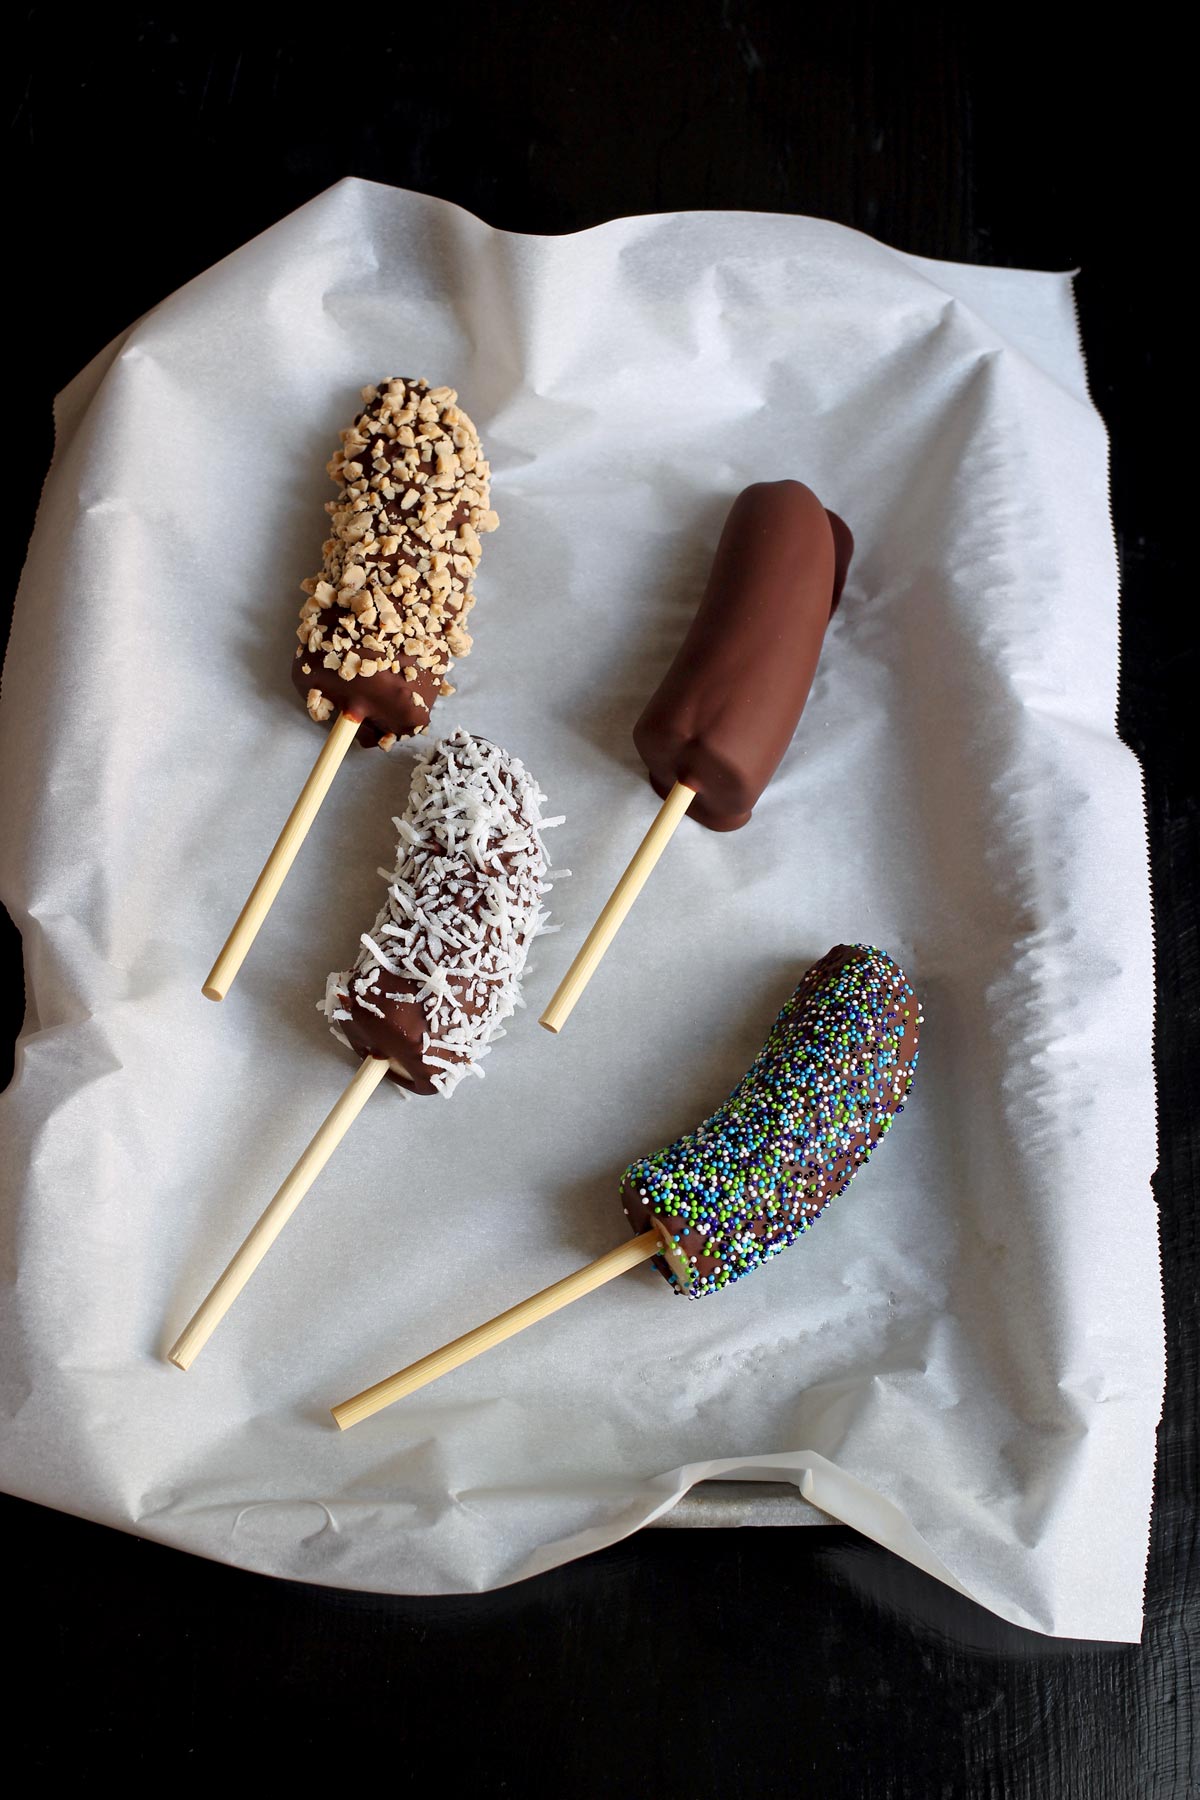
297;376;495;694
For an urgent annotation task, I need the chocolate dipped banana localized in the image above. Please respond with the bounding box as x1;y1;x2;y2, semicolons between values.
621;945;916;1294
541;481;851;1031
293;379;497;748
205;378;498;1001
171;731;559;1370
634;481;849;831
332;944;920;1425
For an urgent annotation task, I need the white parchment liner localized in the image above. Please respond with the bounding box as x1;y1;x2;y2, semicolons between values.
0;181;1159;1639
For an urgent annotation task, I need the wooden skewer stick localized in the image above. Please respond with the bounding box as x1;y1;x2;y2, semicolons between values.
539;780;695;1034
204;710;361;1001
332;1229;660;1429
170;1054;390;1370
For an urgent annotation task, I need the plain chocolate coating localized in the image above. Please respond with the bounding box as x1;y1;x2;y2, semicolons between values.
337;982;446;1096
290;653;441;748
633;481;846;831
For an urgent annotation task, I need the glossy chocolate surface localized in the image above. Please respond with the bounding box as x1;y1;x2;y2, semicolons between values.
633;481;847;830
290;655;441;748
337;981;449;1096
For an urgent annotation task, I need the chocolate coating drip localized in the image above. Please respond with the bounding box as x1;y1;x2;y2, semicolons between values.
633;481;849;831
338;980;457;1097
290;659;441;750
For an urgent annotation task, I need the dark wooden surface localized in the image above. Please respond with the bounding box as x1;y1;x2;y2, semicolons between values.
4;6;1197;1793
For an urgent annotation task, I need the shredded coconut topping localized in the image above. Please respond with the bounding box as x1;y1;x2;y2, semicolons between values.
322;729;562;1097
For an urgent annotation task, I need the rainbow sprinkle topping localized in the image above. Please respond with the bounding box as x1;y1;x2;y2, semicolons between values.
621;945;921;1297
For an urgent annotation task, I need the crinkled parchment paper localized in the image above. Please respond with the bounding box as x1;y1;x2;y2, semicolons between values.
0;182;1159;1638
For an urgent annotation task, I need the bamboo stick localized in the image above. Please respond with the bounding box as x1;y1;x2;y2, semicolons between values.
170;1054;390;1368
204;710;360;1000
332;1230;660;1428
540;781;694;1033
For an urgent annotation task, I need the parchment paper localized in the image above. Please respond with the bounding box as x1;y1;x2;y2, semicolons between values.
0;181;1160;1640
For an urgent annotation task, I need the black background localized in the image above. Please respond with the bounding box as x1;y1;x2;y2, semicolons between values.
5;5;1197;1793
